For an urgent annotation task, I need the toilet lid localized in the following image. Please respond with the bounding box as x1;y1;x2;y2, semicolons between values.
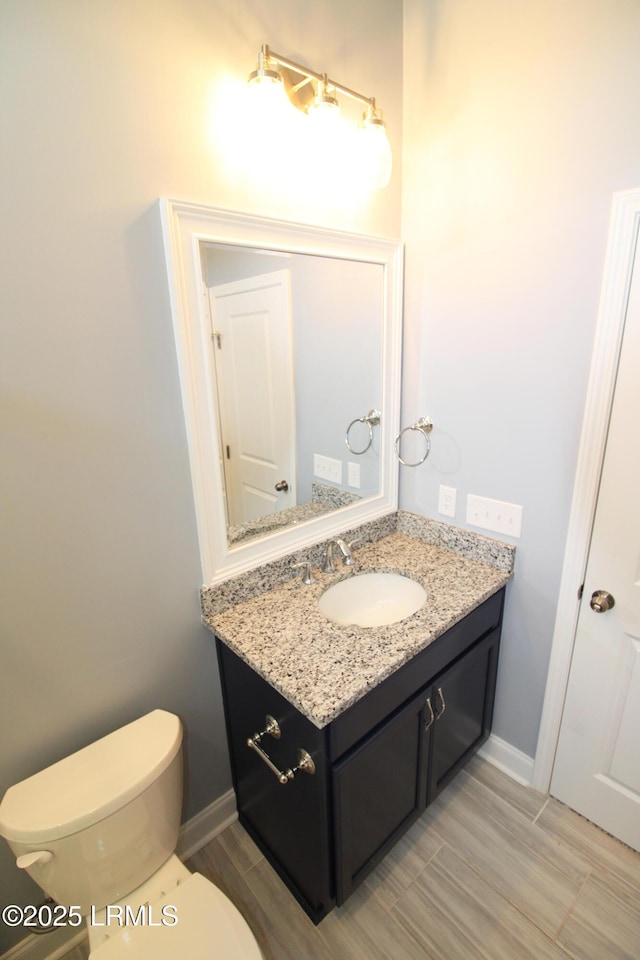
89;873;263;960
0;710;182;843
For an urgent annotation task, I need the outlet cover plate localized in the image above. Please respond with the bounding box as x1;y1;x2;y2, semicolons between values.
466;494;523;538
438;484;457;518
347;462;361;488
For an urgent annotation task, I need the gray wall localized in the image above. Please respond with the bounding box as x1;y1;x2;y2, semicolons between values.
0;0;402;952
401;0;640;759
292;257;383;501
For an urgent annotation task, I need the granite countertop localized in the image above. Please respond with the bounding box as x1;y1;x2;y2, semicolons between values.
204;529;512;729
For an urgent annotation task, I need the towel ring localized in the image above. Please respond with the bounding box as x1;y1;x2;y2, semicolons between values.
395;417;433;467
345;409;381;455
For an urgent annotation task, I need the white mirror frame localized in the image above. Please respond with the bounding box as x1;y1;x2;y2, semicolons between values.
160;199;403;585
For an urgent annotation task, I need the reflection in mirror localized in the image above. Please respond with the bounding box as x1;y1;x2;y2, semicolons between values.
160;199;402;585
203;243;383;546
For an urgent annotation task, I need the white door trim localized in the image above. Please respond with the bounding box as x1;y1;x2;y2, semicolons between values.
532;186;640;793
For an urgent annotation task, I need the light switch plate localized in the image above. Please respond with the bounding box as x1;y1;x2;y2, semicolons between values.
313;453;342;484
466;494;523;538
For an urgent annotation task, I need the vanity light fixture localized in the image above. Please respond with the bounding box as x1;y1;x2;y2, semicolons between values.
247;44;392;189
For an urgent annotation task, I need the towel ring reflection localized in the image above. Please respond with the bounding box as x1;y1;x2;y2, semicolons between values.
395;417;433;467
345;409;381;455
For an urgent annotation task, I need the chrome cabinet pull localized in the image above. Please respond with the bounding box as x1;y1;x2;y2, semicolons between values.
254;714;281;740
247;715;316;785
424;697;435;731
435;686;446;719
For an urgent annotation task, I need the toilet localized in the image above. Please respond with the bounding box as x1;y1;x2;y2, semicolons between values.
0;710;263;959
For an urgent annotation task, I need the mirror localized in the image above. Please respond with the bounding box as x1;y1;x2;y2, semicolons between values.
203;244;383;544
160;200;403;585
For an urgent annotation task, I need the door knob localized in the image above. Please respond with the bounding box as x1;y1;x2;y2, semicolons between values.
590;590;615;613
274;480;289;492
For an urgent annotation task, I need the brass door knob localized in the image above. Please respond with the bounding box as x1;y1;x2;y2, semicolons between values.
275;480;289;492
590;590;615;613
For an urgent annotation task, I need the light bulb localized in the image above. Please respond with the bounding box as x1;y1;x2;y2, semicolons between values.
360;114;392;190
307;86;341;133
247;72;291;114
243;62;304;186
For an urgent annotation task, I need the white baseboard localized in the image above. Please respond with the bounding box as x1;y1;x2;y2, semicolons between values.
177;788;237;860
0;791;237;960
478;733;535;786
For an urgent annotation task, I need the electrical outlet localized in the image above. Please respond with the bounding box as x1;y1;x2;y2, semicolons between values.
438;485;457;518
347;462;361;489
466;494;523;538
313;453;342;485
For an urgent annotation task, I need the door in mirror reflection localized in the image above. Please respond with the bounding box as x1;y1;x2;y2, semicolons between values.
209;270;296;527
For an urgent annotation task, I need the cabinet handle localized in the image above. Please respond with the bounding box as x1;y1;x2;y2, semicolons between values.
247;715;316;785
435;686;446;719
424;697;435;731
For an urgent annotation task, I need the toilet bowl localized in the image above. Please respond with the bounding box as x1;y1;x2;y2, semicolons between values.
0;710;262;959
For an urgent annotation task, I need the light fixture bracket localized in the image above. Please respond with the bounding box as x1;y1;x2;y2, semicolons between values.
249;44;379;117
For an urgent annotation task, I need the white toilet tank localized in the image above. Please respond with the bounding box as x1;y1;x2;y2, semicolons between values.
0;710;183;914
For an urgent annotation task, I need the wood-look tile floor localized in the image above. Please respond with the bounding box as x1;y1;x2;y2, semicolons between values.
63;757;640;959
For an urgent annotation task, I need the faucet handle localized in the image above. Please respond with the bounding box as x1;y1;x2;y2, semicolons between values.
344;538;361;565
293;562;315;586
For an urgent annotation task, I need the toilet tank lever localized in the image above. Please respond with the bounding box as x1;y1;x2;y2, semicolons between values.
17;850;53;870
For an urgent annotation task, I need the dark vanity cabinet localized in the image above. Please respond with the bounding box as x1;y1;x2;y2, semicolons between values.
216;588;504;923
214;645;333;918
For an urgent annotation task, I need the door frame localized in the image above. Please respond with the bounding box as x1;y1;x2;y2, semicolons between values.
533;186;640;792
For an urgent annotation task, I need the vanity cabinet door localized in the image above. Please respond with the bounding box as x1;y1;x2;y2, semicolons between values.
427;626;500;802
332;688;430;904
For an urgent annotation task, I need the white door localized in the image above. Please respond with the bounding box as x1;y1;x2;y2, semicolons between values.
209;271;296;527
550;247;640;851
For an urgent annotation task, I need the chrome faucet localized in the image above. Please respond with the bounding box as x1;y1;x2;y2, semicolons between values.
322;538;357;574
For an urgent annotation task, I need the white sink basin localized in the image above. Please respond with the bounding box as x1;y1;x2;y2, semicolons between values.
318;572;427;627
